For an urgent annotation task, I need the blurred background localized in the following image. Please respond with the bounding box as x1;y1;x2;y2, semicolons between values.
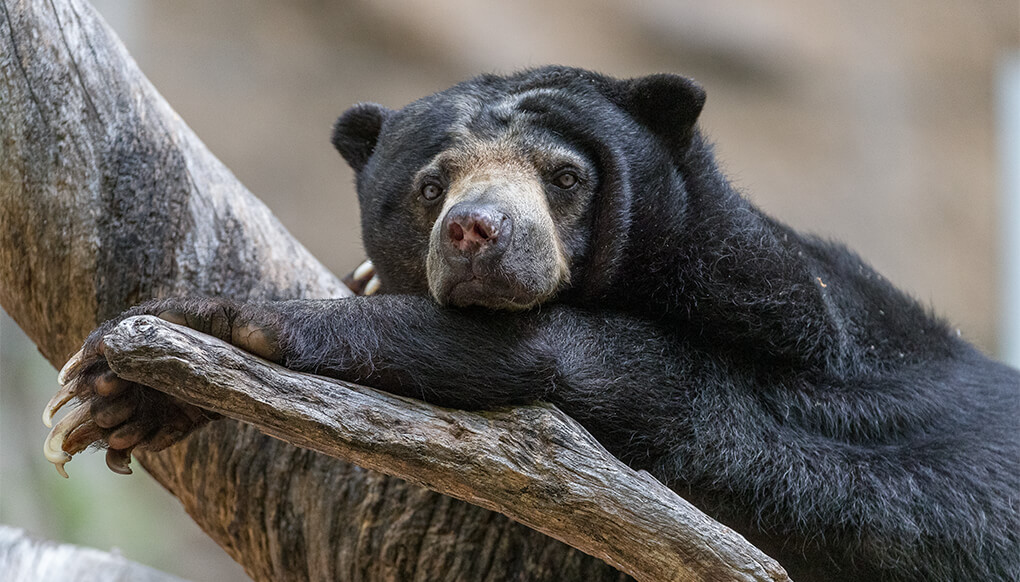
2;0;1018;579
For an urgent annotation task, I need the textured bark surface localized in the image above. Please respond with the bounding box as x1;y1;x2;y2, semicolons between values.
0;1;626;580
0;525;190;582
99;316;790;582
0;1;788;581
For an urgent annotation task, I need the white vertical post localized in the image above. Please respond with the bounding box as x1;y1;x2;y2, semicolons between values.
998;53;1020;367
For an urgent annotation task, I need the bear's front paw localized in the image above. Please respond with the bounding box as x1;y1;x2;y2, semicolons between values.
44;347;216;477
42;297;249;477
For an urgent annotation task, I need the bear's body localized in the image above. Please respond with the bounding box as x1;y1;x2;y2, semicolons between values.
52;67;1019;581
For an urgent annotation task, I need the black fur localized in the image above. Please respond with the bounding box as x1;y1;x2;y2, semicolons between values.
99;67;1017;581
315;68;1019;581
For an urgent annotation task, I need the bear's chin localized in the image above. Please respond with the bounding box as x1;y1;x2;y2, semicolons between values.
438;277;553;311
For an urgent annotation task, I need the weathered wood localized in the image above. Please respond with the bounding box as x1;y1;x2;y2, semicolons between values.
0;1;790;581
0;525;190;582
0;1;626;580
100;315;791;582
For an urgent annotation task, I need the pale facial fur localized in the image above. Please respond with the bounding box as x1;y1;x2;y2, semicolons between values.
423;138;573;310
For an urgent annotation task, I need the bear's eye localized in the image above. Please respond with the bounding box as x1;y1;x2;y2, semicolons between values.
420;182;444;201
551;170;579;190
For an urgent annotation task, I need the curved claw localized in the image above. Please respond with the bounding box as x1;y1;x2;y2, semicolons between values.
343;260;380;296
57;348;85;385
64;420;104;455
353;260;375;281
364;275;381;296
43;405;90;478
42;378;79;428
42;438;71;476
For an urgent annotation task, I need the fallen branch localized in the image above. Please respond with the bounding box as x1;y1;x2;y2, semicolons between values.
101;315;790;582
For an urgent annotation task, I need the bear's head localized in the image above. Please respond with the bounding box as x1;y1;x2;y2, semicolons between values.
332;67;705;310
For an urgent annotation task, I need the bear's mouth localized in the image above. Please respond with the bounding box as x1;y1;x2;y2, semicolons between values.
441;274;549;311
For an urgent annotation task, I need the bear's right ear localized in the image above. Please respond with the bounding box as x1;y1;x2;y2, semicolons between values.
332;103;392;173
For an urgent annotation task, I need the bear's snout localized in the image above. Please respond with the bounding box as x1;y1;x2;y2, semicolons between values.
443;203;512;259
421;155;572;310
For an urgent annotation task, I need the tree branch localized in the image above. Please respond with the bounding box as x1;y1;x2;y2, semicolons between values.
101;316;790;582
1;0;790;580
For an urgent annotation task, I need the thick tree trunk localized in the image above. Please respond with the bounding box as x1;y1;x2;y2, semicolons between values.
0;2;619;580
0;1;788;581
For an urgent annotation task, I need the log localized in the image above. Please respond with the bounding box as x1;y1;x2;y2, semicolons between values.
0;0;789;580
99;315;790;582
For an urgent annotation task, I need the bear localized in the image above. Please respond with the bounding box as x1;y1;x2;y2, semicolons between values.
46;66;1019;582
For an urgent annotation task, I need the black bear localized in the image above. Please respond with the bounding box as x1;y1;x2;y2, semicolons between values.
46;67;1019;582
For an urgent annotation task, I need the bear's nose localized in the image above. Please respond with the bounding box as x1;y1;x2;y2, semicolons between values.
443;204;512;256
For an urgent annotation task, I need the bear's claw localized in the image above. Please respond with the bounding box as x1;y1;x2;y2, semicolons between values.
43;404;90;478
343;259;381;296
57;347;84;385
43;377;79;428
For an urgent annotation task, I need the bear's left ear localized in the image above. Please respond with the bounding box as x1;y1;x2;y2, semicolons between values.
332;102;393;173
610;74;706;150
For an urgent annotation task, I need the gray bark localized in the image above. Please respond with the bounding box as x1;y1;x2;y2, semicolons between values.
0;0;789;581
98;316;790;582
0;525;190;582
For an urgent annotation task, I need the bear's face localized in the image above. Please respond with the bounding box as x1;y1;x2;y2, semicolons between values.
416;132;597;310
332;67;706;310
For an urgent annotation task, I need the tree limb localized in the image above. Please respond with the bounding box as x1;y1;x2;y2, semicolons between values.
0;0;789;580
101;315;790;582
